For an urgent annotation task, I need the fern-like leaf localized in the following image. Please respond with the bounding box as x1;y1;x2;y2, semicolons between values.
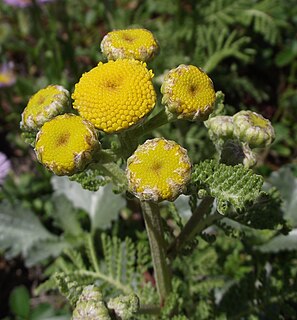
192;160;263;214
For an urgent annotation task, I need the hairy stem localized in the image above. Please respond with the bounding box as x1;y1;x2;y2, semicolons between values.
168;197;221;260
117;130;139;159
133;109;176;137
140;201;172;306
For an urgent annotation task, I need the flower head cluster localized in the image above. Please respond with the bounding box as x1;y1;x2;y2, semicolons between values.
35;114;100;176
161;65;216;121
205;111;275;167
21;85;70;131
127;138;191;202
72;59;156;133
0;63;16;88
101;28;159;62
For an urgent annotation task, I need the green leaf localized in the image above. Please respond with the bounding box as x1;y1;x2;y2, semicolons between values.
267;165;297;227
51;177;125;231
0;201;56;259
9;286;30;319
192;160;263;214
257;229;297;253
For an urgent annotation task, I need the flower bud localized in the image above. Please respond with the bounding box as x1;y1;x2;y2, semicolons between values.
20;85;70;131
35;114;100;176
204;115;234;139
161;65;216;121
233;111;275;148
107;294;139;320
127;138;191;202
101;28;159;62
72;286;111;320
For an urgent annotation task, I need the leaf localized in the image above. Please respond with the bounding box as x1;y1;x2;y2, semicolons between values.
192;160;263;214
51;195;83;236
25;238;70;267
267;165;297;227
51;176;125;231
9;286;30;319
257;229;297;253
0;201;56;259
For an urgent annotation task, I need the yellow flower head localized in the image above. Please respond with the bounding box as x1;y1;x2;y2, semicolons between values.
161;65;216;121
35;114;100;176
21;85;70;131
101;28;159;62
233;110;275;148
127;138;191;202
72;59;156;133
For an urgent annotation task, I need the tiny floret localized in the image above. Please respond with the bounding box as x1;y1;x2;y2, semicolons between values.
72;59;156;133
21;85;70;131
161;64;216;121
101;28;159;62
233;111;275;148
127;138;191;202
35;114;100;176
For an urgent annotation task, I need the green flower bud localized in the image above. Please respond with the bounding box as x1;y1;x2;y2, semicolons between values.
204;115;234;139
20;85;70;131
107;294;139;320
72;286;111;320
233;111;275;148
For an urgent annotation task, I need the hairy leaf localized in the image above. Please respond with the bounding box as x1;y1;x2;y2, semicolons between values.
52;176;125;231
192;160;263;214
0;201;56;259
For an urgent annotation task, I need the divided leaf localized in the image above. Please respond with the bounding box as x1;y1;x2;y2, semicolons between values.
192;160;263;214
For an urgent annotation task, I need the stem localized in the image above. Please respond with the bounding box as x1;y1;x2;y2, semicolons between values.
168;197;221;260
133;109;176;137
117;130;139;159
138;304;161;315
140;201;172;305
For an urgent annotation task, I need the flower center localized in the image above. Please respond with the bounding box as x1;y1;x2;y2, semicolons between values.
122;33;136;42
189;84;198;95
250;113;268;128
151;161;163;175
56;132;70;147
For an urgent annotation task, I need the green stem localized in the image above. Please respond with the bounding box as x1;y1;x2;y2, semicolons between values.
117;130;139;159
140;201;172;306
133;109;176;137
78;270;132;295
138;304;161;315
168;197;222;260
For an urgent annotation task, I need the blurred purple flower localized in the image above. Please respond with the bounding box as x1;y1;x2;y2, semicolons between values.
0;62;16;88
3;0;55;7
0;152;11;185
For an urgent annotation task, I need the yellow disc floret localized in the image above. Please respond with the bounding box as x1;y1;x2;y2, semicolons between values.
127;138;191;202
72;59;156;133
161;65;216;121
21;85;70;131
35;114;100;176
101;28;159;62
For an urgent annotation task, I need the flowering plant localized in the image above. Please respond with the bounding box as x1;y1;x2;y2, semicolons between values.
19;28;285;319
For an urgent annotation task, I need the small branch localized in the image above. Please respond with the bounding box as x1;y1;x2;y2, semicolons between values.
133;109;176;137
138;304;161;315
140;201;172;306
168;197;221;260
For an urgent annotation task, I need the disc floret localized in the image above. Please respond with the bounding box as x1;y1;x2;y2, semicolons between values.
35;114;100;176
126;138;191;202
101;28;159;62
161;64;216;121
72;59;156;134
21;85;70;131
